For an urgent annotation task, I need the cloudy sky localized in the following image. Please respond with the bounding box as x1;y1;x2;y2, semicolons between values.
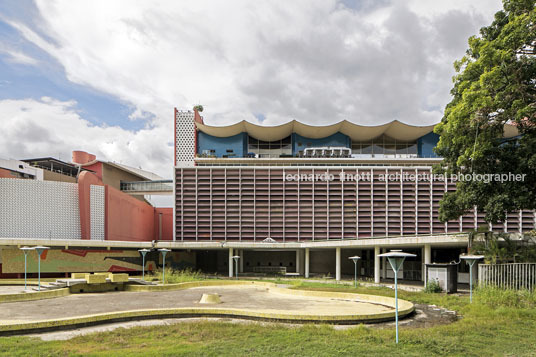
0;0;502;179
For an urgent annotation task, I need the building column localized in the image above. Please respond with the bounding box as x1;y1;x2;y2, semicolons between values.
374;246;380;284
382;248;387;279
239;249;244;273
228;247;233;278
305;248;310;278
335;247;341;281
423;244;431;282
296;249;300;274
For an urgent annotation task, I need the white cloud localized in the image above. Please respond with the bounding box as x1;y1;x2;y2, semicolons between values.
0;43;38;65
0;0;503;177
0;97;173;178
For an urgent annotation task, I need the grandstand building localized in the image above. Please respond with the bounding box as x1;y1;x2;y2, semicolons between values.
174;108;534;283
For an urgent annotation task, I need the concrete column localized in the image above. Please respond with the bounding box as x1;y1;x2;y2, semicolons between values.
296;250;300;274
374;246;380;284
423;244;431;282
305;248;310;278
228;248;233;278
335;247;341;281
381;248;387;279
239;249;244;273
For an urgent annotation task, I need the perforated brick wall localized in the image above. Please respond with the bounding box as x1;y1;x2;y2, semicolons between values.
0;178;81;239
90;185;105;240
175;110;195;167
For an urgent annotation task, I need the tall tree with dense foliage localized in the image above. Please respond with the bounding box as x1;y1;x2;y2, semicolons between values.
434;0;536;224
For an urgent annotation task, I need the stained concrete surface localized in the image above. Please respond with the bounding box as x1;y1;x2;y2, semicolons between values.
0;285;394;322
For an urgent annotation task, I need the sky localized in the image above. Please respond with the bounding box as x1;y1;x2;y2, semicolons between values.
0;0;503;180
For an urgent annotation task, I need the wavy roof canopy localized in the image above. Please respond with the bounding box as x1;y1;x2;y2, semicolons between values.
195;119;438;142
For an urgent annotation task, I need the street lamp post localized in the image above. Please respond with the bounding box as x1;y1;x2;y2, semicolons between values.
158;249;171;284
19;247;35;291
138;249;151;280
348;256;361;288
33;246;49;291
378;250;416;344
232;255;240;280
460;254;484;303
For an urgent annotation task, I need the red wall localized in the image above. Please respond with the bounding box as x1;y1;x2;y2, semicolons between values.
106;185;155;241
154;208;173;241
0;168;14;178
77;171;173;242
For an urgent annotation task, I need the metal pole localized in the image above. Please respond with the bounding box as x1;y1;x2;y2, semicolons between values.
142;254;146;280
24;252;27;291
162;254;166;284
395;268;399;344
354;261;357;288
469;261;473;303
38;253;41;292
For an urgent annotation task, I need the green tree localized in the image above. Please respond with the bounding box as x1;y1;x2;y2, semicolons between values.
434;0;536;224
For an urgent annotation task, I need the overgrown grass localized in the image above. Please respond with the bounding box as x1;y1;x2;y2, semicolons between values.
146;268;204;284
423;279;443;293
474;285;536;309
1;282;536;356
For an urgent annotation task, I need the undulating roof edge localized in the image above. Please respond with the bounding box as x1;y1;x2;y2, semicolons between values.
195;118;520;142
195;119;437;141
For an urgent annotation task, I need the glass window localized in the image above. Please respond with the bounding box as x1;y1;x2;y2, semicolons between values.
396;144;408;155
361;143;372;154
383;144;396;155
371;144;383;155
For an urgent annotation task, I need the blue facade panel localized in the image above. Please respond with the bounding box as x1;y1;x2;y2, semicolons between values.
417;132;440;158
292;132;351;155
197;132;247;158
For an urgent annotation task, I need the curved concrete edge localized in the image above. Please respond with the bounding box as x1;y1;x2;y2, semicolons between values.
0;305;411;336
0;280;415;335
271;287;415;317
0;288;70;303
124;280;272;292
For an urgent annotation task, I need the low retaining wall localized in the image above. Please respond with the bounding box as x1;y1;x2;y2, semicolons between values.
0;288;70;303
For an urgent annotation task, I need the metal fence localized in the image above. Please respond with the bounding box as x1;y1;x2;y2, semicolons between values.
478;263;536;291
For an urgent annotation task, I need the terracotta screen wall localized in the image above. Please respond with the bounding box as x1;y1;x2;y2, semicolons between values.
175;167;536;241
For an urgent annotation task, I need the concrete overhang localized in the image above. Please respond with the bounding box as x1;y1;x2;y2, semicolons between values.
0;234;468;250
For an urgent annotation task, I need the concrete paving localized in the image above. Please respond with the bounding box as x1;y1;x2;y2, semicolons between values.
0;286;38;294
0;285;394;322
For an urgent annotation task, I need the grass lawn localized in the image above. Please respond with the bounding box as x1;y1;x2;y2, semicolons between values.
0;281;535;356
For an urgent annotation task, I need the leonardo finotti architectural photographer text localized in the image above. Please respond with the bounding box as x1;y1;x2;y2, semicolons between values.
284;172;527;183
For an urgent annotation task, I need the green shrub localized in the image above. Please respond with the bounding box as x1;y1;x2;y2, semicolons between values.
424;279;443;293
149;268;203;284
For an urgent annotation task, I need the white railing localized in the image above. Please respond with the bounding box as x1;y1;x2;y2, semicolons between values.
478;263;536;291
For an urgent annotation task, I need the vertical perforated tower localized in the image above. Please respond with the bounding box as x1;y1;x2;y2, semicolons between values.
174;108;196;167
